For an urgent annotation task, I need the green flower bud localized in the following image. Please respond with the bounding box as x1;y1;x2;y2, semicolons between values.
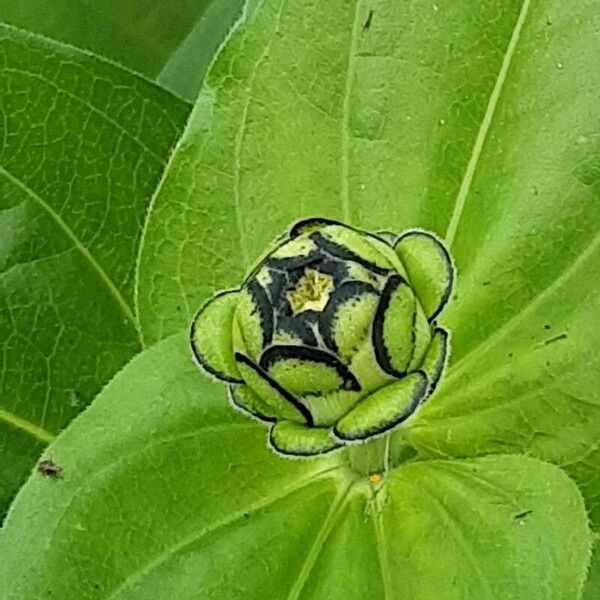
191;218;454;457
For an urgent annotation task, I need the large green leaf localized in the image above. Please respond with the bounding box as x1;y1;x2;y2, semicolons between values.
0;25;189;517
136;0;527;341
135;0;600;533
0;0;245;101
0;334;591;599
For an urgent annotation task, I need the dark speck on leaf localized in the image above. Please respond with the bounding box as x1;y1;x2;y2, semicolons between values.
544;324;551;330
508;352;513;358
243;512;250;519
482;281;491;286
514;510;533;520
37;459;63;479
362;9;374;30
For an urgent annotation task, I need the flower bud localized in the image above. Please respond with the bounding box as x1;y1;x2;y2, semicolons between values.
191;218;454;456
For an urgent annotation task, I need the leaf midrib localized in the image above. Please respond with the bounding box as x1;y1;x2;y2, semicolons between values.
443;227;600;389
106;465;343;599
285;481;356;600
0;166;137;327
444;0;532;246
0;408;55;443
340;0;363;224
0;165;141;443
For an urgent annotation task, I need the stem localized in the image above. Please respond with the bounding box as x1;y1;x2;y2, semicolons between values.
347;431;417;476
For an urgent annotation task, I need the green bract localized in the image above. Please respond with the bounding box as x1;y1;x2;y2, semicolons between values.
191;218;454;456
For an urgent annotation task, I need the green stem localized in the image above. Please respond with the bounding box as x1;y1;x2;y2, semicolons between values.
346;431;417;476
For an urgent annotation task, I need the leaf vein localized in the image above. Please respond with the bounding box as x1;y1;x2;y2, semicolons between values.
0;408;55;443
3;66;164;164
340;0;363;224
0;166;138;330
445;227;600;386
444;0;532;246
107;466;342;599
285;481;354;600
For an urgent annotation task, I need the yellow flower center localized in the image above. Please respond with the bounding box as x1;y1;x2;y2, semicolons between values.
287;269;334;315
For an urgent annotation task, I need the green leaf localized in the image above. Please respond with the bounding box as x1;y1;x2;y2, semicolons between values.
135;0;600;540
0;0;246;100
136;0;531;343
0;334;591;599
403;0;600;509
0;25;189;517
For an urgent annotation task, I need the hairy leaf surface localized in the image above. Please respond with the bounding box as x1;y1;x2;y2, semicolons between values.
135;0;600;548
0;335;590;599
0;24;189;516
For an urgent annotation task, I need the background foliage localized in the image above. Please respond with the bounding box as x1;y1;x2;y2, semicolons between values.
0;0;598;598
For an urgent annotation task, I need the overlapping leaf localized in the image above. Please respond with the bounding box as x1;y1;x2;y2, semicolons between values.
0;24;189;516
0;0;245;100
1;0;599;597
137;0;600;525
0;335;590;599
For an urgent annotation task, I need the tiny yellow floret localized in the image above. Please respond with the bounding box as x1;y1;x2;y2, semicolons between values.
368;473;382;485
287;269;334;315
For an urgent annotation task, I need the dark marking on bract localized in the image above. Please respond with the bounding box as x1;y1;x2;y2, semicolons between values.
319;280;379;353
190;292;244;384
334;371;428;441
395;229;455;322
289;217;343;238
267;252;322;274
234;352;314;425
310;232;391;276
425;327;449;396
363;9;374;30
228;385;277;423
514;510;533;520
372;274;410;378
247;278;275;346
276;314;318;346
259;345;361;392
38;459;62;479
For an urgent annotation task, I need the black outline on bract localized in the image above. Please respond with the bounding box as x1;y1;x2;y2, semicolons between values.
333;371;428;441
394;229;455;322
288;217;343;239
310;232;392;276
234;352;314;426
289;217;397;250
189;289;244;384
275;314;318;346
259;344;361;392
371;273;412;379
246;278;274;346
228;384;277;424
319;280;379;353
373;230;397;246
424;327;449;397
268;422;342;457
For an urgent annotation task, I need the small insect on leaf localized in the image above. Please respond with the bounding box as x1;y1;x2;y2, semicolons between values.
37;460;63;479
